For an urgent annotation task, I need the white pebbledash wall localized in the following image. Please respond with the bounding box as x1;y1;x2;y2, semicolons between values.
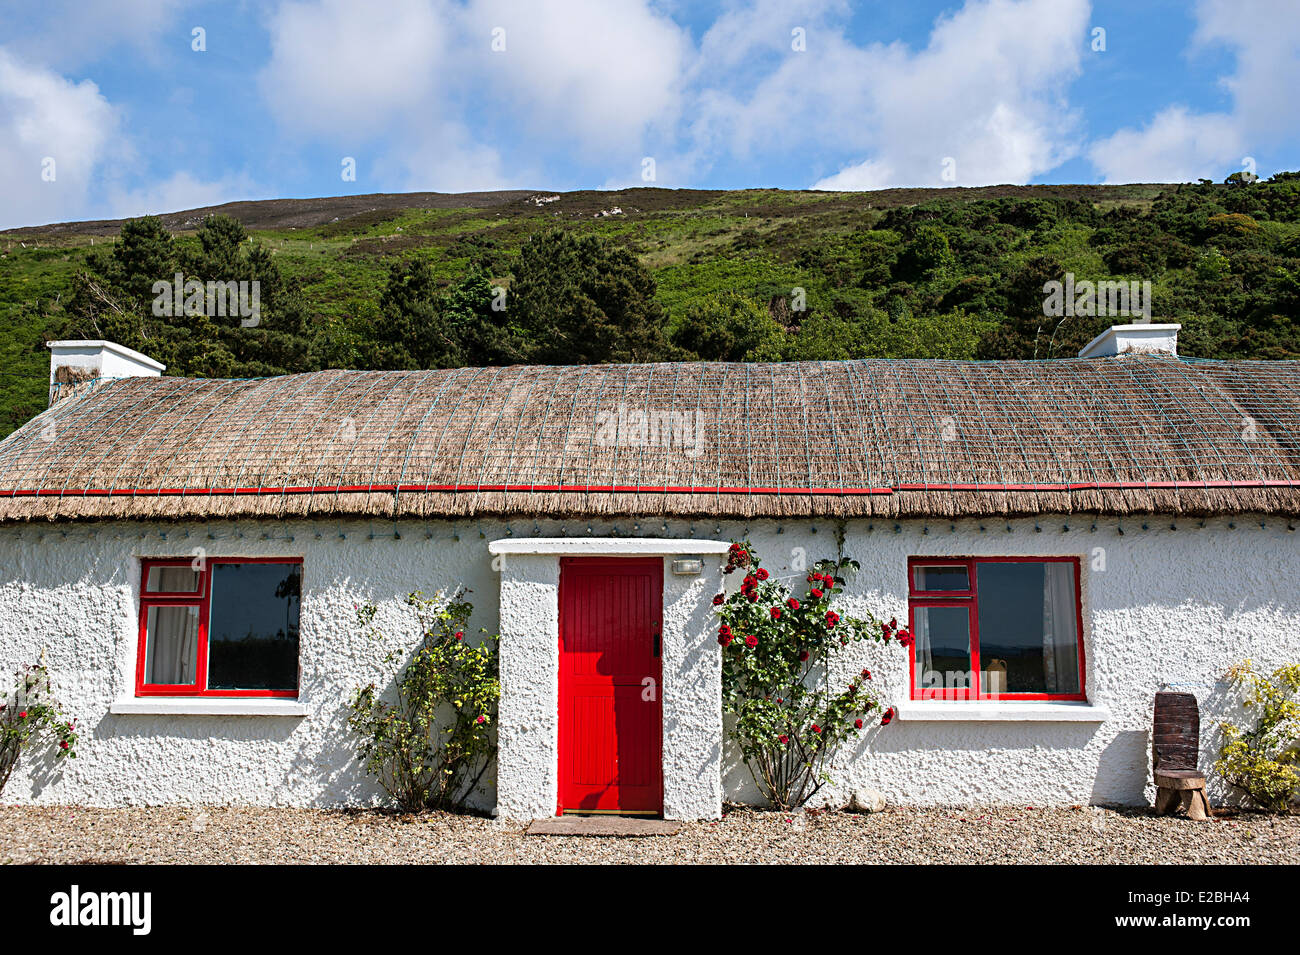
0;514;1297;814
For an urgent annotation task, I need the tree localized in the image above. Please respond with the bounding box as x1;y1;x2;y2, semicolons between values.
437;269;523;367
375;261;521;369
509;229;670;363
61;215;311;379
894;223;955;282
376;258;457;368
671;292;786;361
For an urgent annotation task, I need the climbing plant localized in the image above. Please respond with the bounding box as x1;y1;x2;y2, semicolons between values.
0;661;78;796
713;542;910;809
348;591;499;813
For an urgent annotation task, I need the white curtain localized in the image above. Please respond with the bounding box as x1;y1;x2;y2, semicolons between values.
913;609;934;694
146;606;199;684
1041;563;1078;693
147;565;198;592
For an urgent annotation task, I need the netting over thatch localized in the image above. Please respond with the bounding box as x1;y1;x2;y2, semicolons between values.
3;355;1300;524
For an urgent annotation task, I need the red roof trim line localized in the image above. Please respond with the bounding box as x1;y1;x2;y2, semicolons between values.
3;479;1300;499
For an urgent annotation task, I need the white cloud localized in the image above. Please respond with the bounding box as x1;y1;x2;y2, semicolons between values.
259;0;452;139
1191;0;1300;141
812;158;895;191
0;47;259;230
465;0;691;156
680;0;1090;191
256;0;689;188
5;0;187;70
0;48;120;229
1088;0;1300;182
1088;107;1241;184
372;121;526;193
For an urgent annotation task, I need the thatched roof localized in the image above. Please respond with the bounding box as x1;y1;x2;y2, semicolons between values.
3;356;1300;524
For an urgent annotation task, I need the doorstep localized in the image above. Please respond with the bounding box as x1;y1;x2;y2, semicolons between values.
525;816;682;837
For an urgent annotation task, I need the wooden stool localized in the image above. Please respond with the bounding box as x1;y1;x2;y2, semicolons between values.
1154;769;1211;821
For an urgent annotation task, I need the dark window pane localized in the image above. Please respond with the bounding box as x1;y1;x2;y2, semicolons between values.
146;565;200;593
206;563;300;692
913;605;972;697
975;561;1079;695
912;564;970;593
145;605;199;685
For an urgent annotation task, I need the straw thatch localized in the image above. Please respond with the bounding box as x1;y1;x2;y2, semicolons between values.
3;355;1300;524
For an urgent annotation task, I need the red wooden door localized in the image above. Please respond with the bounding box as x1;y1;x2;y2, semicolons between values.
558;557;663;814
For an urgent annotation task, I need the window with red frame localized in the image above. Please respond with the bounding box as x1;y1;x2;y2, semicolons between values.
137;558;302;698
908;557;1084;701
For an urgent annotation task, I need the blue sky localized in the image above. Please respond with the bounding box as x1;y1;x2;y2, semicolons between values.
1;0;1297;229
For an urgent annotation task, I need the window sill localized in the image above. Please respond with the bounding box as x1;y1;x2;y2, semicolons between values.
894;701;1109;723
110;697;307;717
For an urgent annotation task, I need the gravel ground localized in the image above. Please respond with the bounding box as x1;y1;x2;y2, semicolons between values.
2;804;1297;864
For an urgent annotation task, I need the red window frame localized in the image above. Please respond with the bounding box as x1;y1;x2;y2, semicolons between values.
136;557;302;698
907;556;1086;702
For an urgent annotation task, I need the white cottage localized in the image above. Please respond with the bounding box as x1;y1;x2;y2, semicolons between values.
1;327;1297;820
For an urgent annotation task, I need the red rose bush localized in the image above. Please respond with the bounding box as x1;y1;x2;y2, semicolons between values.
713;541;906;809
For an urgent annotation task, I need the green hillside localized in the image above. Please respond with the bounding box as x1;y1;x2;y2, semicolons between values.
3;177;1298;438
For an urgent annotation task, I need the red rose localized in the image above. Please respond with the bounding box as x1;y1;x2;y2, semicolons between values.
799;650;809;661
786;597;800;610
881;707;895;726
811;724;821;734
744;634;758;648
712;593;725;606
755;568;769;581
454;631;464;641
718;624;732;638
59;740;69;749
476;715;486;724
778;735;789;745
718;633;734;647
810;588;823;599
825;611;840;627
854;719;864;729
889;618;898;630
17;711;26;719
746;592;758;602
861;668;872;680
897;628;914;648
769;607;782;620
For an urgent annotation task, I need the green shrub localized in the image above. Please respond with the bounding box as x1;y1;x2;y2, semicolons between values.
1215;659;1300;812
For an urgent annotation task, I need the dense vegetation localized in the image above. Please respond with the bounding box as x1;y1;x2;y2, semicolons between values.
2;174;1298;437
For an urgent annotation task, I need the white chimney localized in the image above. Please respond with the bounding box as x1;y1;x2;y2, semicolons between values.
1078;322;1181;359
47;340;165;404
